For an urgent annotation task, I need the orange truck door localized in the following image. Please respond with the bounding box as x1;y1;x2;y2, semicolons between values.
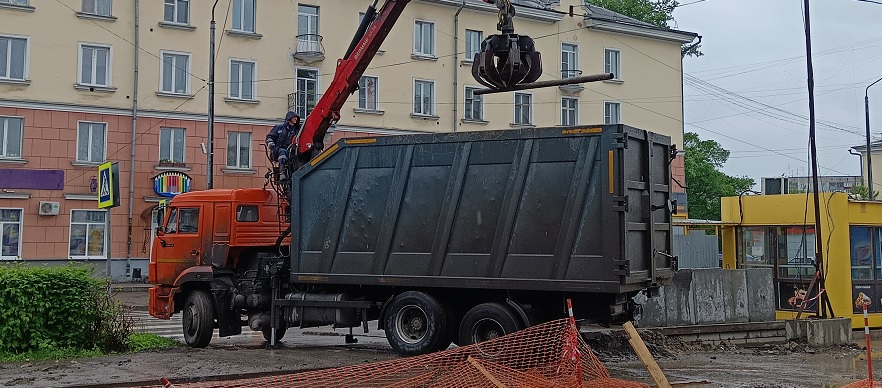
152;206;205;285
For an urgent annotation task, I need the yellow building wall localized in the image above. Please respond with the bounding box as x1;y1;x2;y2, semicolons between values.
721;193;882;328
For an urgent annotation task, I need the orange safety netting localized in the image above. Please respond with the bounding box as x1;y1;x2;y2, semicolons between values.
841;379;882;388
135;318;648;388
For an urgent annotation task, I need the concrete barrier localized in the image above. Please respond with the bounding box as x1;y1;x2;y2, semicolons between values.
641;268;775;327
784;318;852;346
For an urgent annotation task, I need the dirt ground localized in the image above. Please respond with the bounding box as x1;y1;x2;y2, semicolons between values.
0;328;873;388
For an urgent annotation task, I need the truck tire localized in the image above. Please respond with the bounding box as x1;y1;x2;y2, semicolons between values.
182;290;215;348
458;302;523;346
262;319;287;343
384;291;448;356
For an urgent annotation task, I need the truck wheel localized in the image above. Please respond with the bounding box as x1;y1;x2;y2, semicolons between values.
458;302;523;346
182;290;215;348
384;291;448;356
262;318;287;343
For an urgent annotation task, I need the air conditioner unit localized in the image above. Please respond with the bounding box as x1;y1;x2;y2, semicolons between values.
38;201;60;216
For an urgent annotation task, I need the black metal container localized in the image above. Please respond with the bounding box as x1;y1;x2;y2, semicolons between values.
289;124;674;295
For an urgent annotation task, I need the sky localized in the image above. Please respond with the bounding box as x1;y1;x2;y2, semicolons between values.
672;0;882;187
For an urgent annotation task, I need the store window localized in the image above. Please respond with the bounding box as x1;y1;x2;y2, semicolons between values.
737;225;817;311
0;209;21;260
69;210;106;258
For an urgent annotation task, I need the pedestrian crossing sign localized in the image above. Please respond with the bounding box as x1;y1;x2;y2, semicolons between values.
98;162;120;209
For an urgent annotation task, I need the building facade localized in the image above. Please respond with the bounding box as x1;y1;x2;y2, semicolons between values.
0;0;695;279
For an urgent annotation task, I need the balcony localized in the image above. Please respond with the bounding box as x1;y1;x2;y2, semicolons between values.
288;91;323;118
293;34;325;63
559;69;585;94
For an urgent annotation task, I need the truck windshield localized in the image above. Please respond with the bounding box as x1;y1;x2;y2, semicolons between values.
165;208;178;233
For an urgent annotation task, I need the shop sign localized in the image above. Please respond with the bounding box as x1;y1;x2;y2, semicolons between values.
153;171;192;197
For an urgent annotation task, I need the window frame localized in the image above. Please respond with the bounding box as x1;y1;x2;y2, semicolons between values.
561;42;579;79
513;92;533;125
163;0;190;25
77;42;113;87
159;127;186;164
232;0;256;33
294;66;321;118
0;208;22;260
0;34;29;81
0;116;23;159
465;29;482;62
226;131;252;169
358;75;379;111
68;209;107;260
605;48;622;80
412;78;435;117
0;0;30;6
228;58;257;100
159;50;191;95
82;0;112;17
464;86;484;121
76;121;107;164
604;101;621;124
413;19;435;57
561;97;578;126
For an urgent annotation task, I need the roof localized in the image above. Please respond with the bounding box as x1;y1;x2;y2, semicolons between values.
171;188;276;203
851;140;882;152
582;4;699;44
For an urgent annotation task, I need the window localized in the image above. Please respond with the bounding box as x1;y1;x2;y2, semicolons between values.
163;207;199;234
69;210;106;258
82;0;112;16
605;48;621;80
413;20;434;57
232;0;255;33
163;0;189;24
229;59;255;100
514;92;532;125
159;127;185;163
236;206;259;222
561;98;578;126
464;87;483;121
737;226;817;311
358;76;378;111
604;102;621;124
227;131;251;169
0;35;27;81
160;51;189;94
0;209;21;260
0;0;29;5
465;30;482;61
294;68;320;118
77;122;106;163
297;5;319;51
78;44;111;87
561;43;578;79
0;117;23;159
413;79;435;116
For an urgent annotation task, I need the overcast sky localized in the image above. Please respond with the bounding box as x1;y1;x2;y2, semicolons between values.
672;0;882;186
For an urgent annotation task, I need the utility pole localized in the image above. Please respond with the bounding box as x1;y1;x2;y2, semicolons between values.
207;1;219;189
866;77;882;199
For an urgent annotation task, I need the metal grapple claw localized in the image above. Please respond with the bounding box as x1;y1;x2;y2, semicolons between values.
471;34;542;90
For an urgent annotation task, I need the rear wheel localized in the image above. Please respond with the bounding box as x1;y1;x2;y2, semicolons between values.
182;290;215;348
458;302;523;346
384;291;448;356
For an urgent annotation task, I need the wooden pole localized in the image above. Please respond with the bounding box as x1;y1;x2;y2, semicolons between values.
623;321;672;388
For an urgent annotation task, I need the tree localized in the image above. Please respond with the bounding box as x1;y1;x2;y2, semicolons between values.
585;0;702;57
849;180;878;200
684;132;754;220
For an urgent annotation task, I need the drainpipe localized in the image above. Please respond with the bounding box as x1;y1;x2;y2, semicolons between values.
452;0;465;132
125;0;140;277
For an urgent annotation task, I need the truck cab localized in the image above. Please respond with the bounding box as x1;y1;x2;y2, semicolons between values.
148;188;288;323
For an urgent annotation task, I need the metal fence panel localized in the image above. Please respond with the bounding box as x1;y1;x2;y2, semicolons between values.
674;234;719;269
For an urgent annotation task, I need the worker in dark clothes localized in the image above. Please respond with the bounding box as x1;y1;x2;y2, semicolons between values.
266;111;301;180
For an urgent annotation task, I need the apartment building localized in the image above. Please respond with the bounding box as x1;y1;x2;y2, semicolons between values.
0;0;696;279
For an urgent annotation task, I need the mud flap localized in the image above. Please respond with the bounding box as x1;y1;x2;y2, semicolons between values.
211;278;242;337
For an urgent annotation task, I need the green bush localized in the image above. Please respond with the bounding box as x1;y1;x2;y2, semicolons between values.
0;264;133;354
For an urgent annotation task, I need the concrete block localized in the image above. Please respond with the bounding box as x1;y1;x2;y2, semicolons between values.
692;269;727;324
723;269;750;323
720;331;748;341
785;318;852;346
663;270;697;326
640;287;668;327
746;268;775;322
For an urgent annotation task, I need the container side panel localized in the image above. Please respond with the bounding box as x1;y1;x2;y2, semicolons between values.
338;168;394;253
571;137;609;281
299;169;341;252
624;132;650;275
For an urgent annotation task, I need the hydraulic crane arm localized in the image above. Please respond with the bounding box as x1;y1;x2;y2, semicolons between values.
296;0;411;155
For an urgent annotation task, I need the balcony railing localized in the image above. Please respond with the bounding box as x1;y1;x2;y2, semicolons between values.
293;34;325;63
288;91;323;118
559;69;585;93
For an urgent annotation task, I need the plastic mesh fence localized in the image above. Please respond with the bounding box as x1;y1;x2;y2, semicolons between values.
841;379;882;388
138;319;648;388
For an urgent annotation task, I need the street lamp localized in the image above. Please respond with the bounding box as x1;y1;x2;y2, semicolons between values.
864;76;882;199
207;0;219;189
